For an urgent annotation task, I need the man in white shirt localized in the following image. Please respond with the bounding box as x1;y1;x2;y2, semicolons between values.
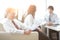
23;5;50;40
45;6;58;26
44;6;59;40
2;8;31;35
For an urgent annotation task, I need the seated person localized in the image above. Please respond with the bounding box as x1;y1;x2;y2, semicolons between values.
23;5;41;31
2;8;31;35
44;6;59;40
45;6;58;26
22;5;50;40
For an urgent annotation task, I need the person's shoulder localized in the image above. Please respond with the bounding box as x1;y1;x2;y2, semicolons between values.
44;13;49;17
1;18;8;24
53;13;57;16
2;18;8;21
53;13;57;15
14;19;21;23
27;14;32;16
24;14;33;21
27;14;33;18
14;19;18;22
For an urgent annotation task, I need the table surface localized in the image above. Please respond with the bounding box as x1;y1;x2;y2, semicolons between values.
45;25;60;32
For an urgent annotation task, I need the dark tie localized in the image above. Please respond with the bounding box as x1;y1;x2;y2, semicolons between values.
49;15;51;22
12;20;20;30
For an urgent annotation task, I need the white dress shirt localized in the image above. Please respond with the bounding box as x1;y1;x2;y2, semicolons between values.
2;18;27;34
44;13;58;24
24;14;40;30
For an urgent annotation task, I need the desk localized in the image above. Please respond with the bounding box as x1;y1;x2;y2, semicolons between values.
45;25;60;40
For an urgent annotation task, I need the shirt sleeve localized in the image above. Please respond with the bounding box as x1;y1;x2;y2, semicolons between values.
24;14;33;27
3;21;14;32
28;20;40;30
24;14;40;30
23;14;34;30
53;14;59;24
3;20;24;34
14;19;27;30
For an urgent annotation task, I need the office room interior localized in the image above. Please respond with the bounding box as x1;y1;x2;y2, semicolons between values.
0;0;60;40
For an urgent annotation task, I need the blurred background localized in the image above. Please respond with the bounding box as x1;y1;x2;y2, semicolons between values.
0;0;60;22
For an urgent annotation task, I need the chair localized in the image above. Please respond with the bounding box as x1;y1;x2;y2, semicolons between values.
0;23;38;40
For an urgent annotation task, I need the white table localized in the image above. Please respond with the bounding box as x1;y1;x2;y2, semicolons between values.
45;25;60;40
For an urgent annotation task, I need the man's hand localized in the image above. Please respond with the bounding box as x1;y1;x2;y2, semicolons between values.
47;22;53;26
24;30;32;35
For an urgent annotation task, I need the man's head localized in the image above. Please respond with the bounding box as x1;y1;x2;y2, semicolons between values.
48;6;54;14
6;8;16;20
28;5;36;15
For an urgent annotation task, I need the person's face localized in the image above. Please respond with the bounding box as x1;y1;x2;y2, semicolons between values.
48;9;53;14
28;6;36;14
7;11;15;19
